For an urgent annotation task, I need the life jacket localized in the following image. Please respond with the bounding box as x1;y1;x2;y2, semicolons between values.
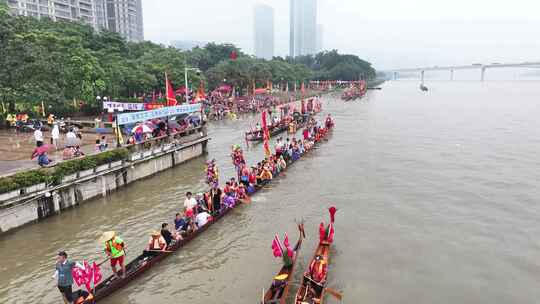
309;259;327;283
150;235;165;250
106;238;124;258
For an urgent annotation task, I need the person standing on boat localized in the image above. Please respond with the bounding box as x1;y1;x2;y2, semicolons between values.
184;192;198;217
53;251;75;304
100;231;126;279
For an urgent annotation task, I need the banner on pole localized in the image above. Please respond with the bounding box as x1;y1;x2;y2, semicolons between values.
116;104;201;125
103;101;145;111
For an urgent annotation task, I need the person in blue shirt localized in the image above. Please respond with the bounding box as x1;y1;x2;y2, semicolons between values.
54;251;75;304
174;212;188;232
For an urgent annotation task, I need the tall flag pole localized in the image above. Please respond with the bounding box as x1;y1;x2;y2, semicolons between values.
165;72;177;106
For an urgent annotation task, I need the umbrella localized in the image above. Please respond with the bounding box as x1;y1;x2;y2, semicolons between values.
31;144;52;159
131;124;153;134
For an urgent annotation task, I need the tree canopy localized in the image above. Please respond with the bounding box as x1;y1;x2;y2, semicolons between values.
0;1;376;115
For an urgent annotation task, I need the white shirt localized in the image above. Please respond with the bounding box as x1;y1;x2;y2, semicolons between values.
196;212;210;227
51;126;60;139
34;129;43;142
183;197;197;210
66;131;77;139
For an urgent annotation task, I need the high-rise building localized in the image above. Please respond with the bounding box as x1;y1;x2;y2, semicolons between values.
253;3;274;60
316;24;323;52
6;0;144;42
104;0;144;42
289;0;317;57
7;0;99;29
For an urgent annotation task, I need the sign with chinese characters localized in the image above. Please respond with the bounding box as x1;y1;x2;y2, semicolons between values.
116;104;201;125
103;101;145;111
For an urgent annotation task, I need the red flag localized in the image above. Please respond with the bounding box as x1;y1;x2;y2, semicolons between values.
319;222;326;243
165;73;177;106
283;233;293;258
92;262;102;285
272;234;283;257
329;206;337;223
230;50;238;60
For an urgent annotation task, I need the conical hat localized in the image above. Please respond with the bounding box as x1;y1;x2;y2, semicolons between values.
99;231;116;243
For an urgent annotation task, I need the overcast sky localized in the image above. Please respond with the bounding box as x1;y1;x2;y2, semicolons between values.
142;0;540;70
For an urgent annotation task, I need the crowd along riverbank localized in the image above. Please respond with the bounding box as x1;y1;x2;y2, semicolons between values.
0;126;209;234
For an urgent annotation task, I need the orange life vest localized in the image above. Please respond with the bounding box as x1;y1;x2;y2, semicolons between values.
309;259;327;283
150;235;165;250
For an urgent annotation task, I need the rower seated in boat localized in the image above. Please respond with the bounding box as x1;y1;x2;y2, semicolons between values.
195;207;212;228
145;230;167;254
258;165;273;181
268;273;289;300
161;222;182;246
307;255;327;285
174;212;189;233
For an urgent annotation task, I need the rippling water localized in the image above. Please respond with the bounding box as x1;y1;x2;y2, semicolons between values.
1;81;540;304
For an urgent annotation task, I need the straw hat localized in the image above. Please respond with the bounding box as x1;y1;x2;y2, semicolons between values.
151;231;161;237
98;231;116;243
274;274;288;281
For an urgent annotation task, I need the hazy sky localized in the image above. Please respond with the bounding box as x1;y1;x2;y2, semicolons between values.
142;0;540;70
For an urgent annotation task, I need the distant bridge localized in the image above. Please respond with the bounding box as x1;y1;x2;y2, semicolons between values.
384;61;540;82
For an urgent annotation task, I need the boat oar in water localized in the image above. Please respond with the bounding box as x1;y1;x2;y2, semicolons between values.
325;287;343;301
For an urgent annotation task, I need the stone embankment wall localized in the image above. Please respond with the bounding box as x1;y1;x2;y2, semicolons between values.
0;137;209;234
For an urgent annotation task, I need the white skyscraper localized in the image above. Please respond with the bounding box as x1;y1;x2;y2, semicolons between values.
7;0;100;29
289;0;317;57
6;0;144;42
104;0;144;42
254;3;274;60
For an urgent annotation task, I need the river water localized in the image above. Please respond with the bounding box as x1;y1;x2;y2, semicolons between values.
1;81;539;304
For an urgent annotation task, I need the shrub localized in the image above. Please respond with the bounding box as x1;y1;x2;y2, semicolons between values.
0;177;18;194
0;148;130;193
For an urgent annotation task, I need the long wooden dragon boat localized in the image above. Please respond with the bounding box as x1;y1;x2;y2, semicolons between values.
261;224;306;304
78;125;334;303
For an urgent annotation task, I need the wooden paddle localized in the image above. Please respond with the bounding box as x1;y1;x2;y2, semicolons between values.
97;257;111;267
325;287;343;301
144;249;174;253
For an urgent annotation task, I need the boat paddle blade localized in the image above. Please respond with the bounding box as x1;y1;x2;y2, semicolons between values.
325;287;343;301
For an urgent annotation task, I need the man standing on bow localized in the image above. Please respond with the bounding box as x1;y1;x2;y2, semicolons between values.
100;231;126;279
53;251;75;304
